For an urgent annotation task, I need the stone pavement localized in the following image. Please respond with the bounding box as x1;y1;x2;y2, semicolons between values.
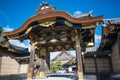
30;73;78;80
32;77;75;80
27;73;97;80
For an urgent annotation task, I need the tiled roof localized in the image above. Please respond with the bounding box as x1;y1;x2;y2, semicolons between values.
84;47;111;56
102;18;120;27
10;44;28;51
85;47;98;52
63;57;76;66
15;56;30;60
0;36;29;55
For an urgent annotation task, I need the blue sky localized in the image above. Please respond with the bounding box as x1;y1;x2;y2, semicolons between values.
0;0;120;48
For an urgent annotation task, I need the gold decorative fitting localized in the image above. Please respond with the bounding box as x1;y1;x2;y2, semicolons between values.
71;37;75;41
51;32;56;35
50;39;57;43
64;21;73;27
82;22;98;29
40;21;55;27
78;72;84;79
41;34;47;37
40;40;46;44
61;38;68;42
61;31;67;34
87;42;94;46
81;52;84;55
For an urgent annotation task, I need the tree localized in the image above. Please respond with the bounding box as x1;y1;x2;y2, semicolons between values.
50;61;63;73
50;62;58;73
56;61;62;70
0;26;3;36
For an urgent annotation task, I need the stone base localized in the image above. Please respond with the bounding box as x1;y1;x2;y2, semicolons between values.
78;72;84;79
27;72;33;79
35;71;45;78
78;75;97;80
27;78;32;80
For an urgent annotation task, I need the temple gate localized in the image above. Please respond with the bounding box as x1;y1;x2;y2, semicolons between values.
2;2;103;80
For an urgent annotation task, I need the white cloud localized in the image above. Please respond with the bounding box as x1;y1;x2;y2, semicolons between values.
95;34;101;42
3;25;14;32
74;11;82;16
9;40;29;48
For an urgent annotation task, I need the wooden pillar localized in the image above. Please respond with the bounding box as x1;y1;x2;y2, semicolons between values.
75;29;83;80
75;30;83;79
27;43;36;79
81;53;85;73
38;57;45;78
76;39;84;80
37;47;46;78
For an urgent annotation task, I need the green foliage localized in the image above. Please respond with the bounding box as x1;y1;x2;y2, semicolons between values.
50;62;57;73
0;26;3;36
50;61;63;73
56;61;62;70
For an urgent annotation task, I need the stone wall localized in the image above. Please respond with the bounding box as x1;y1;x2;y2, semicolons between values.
112;40;120;72
0;47;28;75
0;48;19;75
0;56;19;75
20;64;28;74
0;47;28;80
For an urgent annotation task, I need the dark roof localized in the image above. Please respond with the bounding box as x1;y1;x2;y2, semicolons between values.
8;44;30;57
102;18;120;27
100;18;120;49
10;44;28;52
0;36;30;56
